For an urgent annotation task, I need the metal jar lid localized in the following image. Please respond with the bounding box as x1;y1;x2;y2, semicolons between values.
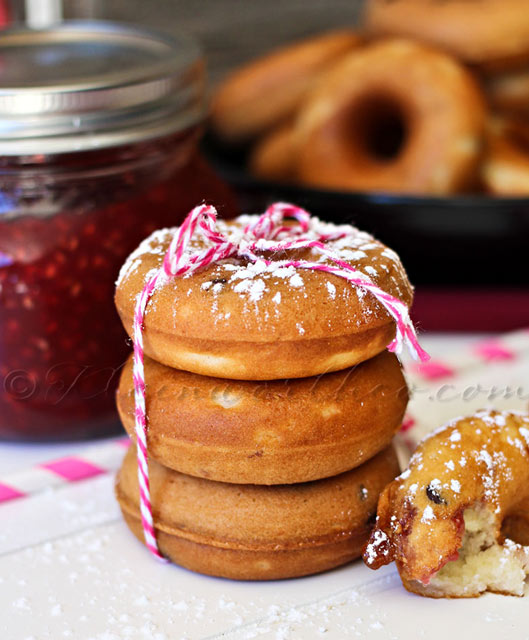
0;21;206;155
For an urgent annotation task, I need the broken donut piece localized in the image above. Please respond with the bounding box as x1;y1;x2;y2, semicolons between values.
363;409;529;597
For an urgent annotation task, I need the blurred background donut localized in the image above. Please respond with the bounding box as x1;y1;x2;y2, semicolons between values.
294;39;486;195
364;0;529;72
211;30;362;143
207;3;529;197
482;118;529;195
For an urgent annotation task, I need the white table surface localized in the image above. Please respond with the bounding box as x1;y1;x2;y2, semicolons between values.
2;332;528;640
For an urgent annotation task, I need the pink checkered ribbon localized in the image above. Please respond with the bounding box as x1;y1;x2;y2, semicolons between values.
0;437;130;505
132;202;429;560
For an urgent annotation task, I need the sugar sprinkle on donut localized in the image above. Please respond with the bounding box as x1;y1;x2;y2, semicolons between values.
118;214;409;318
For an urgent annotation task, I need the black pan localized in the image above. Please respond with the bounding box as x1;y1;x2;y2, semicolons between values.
202;133;529;288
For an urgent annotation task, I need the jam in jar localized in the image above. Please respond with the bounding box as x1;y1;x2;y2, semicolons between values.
0;22;235;440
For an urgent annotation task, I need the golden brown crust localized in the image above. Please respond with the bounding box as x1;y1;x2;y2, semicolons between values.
116;444;400;580
365;0;529;70
115;215;413;379
363;410;529;596
121;511;367;581
481;118;529;195
296;39;486;195
117;350;408;484
210;30;362;143
118;322;396;381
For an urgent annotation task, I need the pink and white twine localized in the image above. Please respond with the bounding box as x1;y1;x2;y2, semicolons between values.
131;202;430;559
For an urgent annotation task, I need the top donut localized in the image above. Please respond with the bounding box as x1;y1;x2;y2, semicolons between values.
115;210;413;380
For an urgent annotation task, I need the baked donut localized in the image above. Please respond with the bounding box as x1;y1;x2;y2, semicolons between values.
487;69;529;117
115;212;415;380
116;443;400;580
296;39;486;195
210;30;361;143
365;0;529;72
117;350;408;485
249;121;298;182
481;118;529;195
363;410;529;598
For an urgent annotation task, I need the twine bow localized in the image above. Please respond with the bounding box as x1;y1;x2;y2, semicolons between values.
132;202;429;559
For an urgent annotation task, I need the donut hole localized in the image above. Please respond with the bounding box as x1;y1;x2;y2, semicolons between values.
347;94;408;163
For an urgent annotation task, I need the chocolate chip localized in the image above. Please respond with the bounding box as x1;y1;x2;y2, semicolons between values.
426;483;447;505
211;278;227;285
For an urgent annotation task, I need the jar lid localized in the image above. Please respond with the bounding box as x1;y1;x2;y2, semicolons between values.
0;21;205;155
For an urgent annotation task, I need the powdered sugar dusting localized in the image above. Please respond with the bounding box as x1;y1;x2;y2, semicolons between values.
117;213;411;325
325;281;336;299
421;505;435;523
233;277;266;302
116;228;171;287
289;273;304;288
364;529;390;566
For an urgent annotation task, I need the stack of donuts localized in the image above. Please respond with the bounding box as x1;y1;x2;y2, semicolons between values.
211;0;529;196
112;206;416;580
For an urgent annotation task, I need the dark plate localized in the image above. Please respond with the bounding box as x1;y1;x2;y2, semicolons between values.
202;133;529;288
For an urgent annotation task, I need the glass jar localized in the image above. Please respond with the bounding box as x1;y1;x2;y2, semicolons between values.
0;22;236;440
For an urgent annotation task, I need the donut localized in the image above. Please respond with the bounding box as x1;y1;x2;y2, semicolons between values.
117;350;408;485
115;212;414;380
481;118;529;195
364;0;529;72
116;443;400;580
249;121;298;182
210;30;361;143
486;69;529;117
363;410;529;598
296;39;486;195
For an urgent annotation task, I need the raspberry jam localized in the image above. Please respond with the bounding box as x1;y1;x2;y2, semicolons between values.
0;133;235;440
0;22;235;440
